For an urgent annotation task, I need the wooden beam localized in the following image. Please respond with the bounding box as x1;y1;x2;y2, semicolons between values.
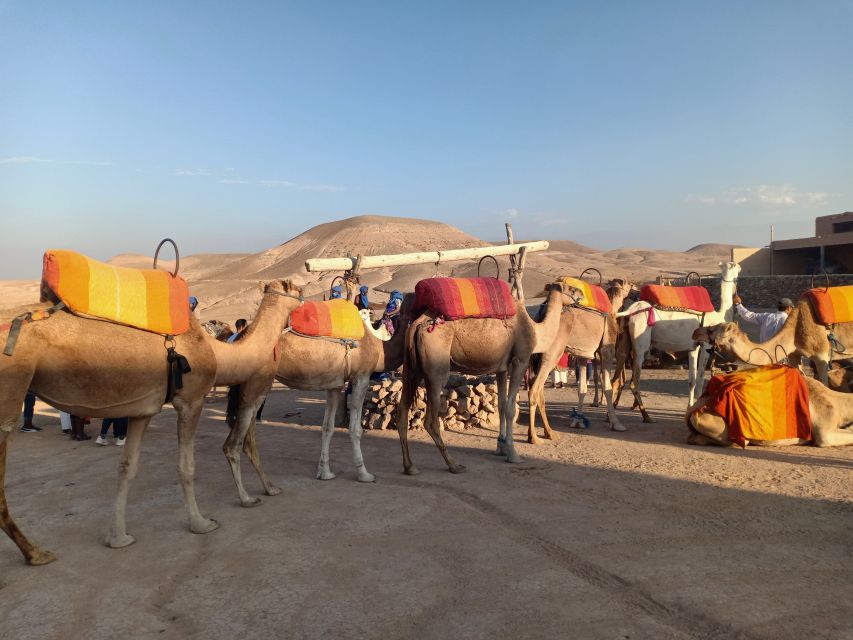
305;240;549;273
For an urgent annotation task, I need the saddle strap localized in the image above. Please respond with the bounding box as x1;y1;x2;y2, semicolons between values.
165;343;192;404
3;302;66;357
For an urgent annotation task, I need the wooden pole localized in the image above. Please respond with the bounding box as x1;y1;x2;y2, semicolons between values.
305;240;549;273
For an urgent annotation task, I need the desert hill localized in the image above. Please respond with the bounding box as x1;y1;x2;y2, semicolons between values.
0;215;735;324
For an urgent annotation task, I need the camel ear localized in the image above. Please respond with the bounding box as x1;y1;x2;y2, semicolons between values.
258;281;265;293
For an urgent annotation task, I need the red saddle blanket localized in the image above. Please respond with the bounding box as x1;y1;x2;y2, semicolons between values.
558;277;612;314
289;299;364;340
803;286;853;325
42;250;190;335
414;277;516;321
700;365;811;448
640;284;714;313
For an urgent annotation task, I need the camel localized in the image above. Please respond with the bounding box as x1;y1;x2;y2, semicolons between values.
202;319;234;341
0;279;302;565
527;278;635;443
686;374;853;447
613;261;741;422
395;283;570;474
233;294;415;492
692;297;853;386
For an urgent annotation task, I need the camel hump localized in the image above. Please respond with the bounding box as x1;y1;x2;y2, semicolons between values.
640;284;714;313
414;277;516;320
41;249;191;335
558;277;612;313
803;285;853;325
289;299;365;340
702;365;812;447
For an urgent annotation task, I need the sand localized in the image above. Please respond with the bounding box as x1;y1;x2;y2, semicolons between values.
1;370;851;639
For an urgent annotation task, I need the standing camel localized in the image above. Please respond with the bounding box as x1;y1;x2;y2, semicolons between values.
395;282;569;475
527;278;635;443
692;296;853;385
614;261;741;422
0;278;302;565
234;294;415;492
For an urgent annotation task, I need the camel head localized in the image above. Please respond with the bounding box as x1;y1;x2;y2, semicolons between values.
718;261;741;282
606;278;637;298
263;279;304;300
692;322;742;349
548;281;583;306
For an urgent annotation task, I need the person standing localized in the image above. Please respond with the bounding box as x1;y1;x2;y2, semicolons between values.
552;351;570;389
96;417;128;446
356;285;370;311
20;392;41;432
733;294;794;342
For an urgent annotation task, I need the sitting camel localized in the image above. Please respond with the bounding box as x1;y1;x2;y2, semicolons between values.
0;279;302;565
396;282;569;474
687;374;853;447
527;278;635;443
235;294;415;491
692;296;853;386
613;261;741;422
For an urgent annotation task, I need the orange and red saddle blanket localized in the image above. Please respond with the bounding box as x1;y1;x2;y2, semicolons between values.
699;365;811;448
414;277;516;321
289;299;365;340
640;284;714;313
803;285;853;325
41;250;190;335
558;277;612;313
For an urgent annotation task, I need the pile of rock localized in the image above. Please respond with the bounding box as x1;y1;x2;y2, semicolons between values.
361;374;503;431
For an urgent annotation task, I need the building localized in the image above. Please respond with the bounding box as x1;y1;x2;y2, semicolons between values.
733;212;853;275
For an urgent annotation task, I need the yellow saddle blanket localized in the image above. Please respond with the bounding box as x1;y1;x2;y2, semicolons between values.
289;299;365;340
41;250;191;335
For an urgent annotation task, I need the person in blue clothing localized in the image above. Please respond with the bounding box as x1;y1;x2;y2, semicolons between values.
733;294;794;342
380;290;404;337
330;285;343;300
356;285;370;311
20;392;40;432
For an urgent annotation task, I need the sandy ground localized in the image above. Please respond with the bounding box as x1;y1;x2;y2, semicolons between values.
1;370;851;640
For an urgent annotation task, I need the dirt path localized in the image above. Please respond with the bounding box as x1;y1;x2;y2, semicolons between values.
2;371;851;639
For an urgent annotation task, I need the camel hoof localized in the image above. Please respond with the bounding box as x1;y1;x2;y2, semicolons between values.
316;469;337;481
26;549;58;566
240;497;262;508
264;485;283;497
506;452;523;464
610;423;627;432
642;417;656;424
357;471;376;483
527;436;542;445
191;518;220;533
448;463;467;474
404;466;420;476
543;432;558;441
107;533;137;549
494;443;507;456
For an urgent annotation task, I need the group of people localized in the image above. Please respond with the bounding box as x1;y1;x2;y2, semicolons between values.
20;391;127;445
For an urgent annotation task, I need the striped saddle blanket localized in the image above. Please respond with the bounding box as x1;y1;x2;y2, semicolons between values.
41;250;191;335
640;284;714;313
701;364;811;448
414;277;516;321
289;299;365;340
803;285;853;325
559;277;612;314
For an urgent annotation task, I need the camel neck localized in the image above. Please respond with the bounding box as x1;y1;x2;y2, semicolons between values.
210;290;299;385
730;309;798;366
532;288;563;354
718;276;737;323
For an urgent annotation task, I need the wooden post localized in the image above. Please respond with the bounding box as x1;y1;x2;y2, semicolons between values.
515;246;527;302
505;223;517;298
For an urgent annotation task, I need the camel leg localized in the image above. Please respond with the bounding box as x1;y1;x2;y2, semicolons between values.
810;403;853;446
630;342;655;423
538;380;557;440
175;399;220;532
501;359;525;464
686;403;729;446
527;354;560;445
0;430;57;565
591;357;601;407
813;358;830;386
223;405;264;506
241;419;282;497
687;345;704;407
526;360;542;445
396;369;419;476
599;346;626;432
495;370;509;455
107;416;151;548
423;377;466;473
316;390;341;481
347;375;376;483
573;358;589;428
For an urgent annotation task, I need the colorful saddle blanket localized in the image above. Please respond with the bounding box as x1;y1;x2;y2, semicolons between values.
803;285;853;325
289;299;365;340
414;277;516;321
640;284;714;313
702;364;811;448
558;277;612;314
41;250;190;335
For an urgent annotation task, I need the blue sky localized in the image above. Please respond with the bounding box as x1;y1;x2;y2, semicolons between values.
1;1;851;278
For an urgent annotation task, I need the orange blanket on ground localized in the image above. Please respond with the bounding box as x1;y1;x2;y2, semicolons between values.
558;277;612;313
41;250;190;335
289;299;365;340
703;365;811;448
640;284;714;313
414;277;517;320
803;286;853;325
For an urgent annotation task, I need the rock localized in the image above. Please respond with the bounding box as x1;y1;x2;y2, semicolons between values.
378;389;389;401
486;384;498;394
456;385;472;398
415;398;427;411
390;380;403;392
445;404;457;417
380;414;392;430
383;404;395;415
483;402;496;414
448;390;458;401
474;382;487;396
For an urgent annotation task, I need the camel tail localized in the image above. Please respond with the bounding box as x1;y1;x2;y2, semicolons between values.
397;322;422;432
